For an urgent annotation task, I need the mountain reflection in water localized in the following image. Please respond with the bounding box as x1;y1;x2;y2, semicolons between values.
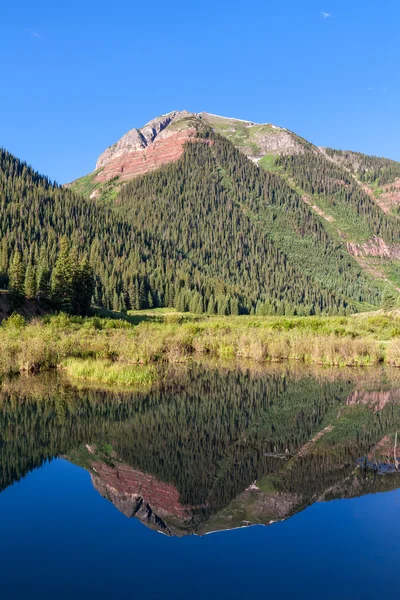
1;364;400;536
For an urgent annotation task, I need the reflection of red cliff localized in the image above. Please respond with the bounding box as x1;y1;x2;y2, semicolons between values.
90;460;195;521
367;435;400;463
346;389;400;412
94;131;209;183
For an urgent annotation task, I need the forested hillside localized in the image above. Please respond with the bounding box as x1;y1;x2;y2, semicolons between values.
118;134;385;314
0;148;214;313
275;147;399;241
325;148;400;188
1;112;399;316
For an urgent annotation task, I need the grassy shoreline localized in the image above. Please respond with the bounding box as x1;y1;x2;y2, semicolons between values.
0;311;400;384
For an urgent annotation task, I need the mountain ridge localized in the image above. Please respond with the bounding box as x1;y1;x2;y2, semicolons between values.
1;108;399;316
85;110;305;191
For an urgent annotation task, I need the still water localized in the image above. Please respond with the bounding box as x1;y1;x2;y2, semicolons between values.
0;364;400;599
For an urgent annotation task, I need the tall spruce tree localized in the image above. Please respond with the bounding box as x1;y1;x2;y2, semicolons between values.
8;250;25;304
0;238;9;289
51;238;73;312
73;257;94;316
36;252;51;303
24;262;37;300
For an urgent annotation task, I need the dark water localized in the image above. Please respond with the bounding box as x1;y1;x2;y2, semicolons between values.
1;364;400;599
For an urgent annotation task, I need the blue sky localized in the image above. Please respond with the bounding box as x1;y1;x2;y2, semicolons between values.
1;0;399;183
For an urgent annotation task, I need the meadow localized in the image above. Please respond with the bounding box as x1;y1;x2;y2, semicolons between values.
0;309;400;385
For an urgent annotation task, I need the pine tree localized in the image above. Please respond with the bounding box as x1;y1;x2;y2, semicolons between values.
381;288;397;312
24;262;37;300
128;282;136;310
72;257;94;315
139;281;147;310
0;238;9;289
9;250;25;304
37;254;51;303
207;296;216;315
147;291;154;309
51;238;73;312
230;297;240;316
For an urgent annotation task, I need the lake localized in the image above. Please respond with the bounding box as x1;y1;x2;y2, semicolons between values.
0;363;400;599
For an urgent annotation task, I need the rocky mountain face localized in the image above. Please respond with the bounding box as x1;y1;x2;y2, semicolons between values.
94;111;202;184
90;110;303;186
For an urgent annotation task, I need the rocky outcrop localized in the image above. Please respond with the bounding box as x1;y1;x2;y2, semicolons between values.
96;111;194;169
347;236;400;260
367;434;400;464
94;110;203;183
91;110;303;185
198;112;303;160
91;460;193;517
94;129;199;183
360;179;400;214
92;473;175;534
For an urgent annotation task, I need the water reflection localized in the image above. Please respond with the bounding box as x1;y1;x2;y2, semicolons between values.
0;364;400;536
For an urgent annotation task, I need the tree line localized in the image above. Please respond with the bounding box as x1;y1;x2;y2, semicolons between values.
3;237;94;315
325;148;400;188
277;147;399;243
1;138;397;317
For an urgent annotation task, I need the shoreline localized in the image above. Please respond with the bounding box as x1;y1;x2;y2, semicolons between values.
0;311;399;385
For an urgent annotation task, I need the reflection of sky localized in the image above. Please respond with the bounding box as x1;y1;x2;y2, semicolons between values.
1;459;399;600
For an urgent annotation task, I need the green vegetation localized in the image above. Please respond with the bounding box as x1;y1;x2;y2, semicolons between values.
325;147;400;188
258;154;282;172
276;148;399;242
118;134;390;314
62;358;155;387
69;170;121;202
1;312;400;381
1;132;399;318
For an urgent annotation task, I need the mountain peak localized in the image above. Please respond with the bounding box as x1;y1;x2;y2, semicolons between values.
93;110;303;182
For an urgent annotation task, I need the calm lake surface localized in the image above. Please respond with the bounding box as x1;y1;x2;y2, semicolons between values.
1;364;400;599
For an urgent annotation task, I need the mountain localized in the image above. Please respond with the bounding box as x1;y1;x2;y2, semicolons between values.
71;110;306;198
1;365;400;537
70;110;400;313
1;109;399;316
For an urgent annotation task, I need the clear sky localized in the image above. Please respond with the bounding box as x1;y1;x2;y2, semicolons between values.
1;0;399;183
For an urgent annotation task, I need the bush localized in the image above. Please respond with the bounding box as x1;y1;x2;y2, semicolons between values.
3;312;27;329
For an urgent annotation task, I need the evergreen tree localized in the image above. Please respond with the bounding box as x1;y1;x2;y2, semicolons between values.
24;262;37;300
139;281;147;310
0;238;9;289
147;291;154;309
72;257;94;316
8;250;25;304
0;137;398;317
36;255;51;303
51;238;73;312
381;288;397;312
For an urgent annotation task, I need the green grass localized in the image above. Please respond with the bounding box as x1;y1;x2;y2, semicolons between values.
68;170;102;197
69;170;121;202
258;154;282;172
206;119;278;155
1;311;400;383
62;358;155;387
